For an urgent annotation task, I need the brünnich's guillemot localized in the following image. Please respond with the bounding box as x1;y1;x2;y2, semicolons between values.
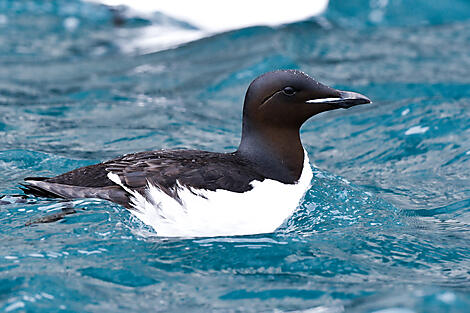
21;70;370;237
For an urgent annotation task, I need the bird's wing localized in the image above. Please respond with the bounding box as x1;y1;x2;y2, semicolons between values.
21;150;263;206
104;150;264;194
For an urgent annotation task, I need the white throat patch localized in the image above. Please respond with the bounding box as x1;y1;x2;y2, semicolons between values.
107;152;313;237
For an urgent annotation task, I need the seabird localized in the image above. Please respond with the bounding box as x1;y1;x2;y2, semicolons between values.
21;70;371;237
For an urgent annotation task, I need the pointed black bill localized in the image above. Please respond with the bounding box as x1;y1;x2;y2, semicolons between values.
306;90;371;108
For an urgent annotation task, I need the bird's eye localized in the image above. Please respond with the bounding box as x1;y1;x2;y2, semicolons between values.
283;86;296;96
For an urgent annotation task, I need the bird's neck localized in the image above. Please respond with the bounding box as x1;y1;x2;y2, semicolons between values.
236;122;305;183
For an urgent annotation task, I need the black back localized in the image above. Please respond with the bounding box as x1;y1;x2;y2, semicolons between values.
42;150;264;194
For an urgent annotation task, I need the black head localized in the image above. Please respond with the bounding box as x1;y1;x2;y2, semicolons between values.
242;70;371;129
237;70;371;183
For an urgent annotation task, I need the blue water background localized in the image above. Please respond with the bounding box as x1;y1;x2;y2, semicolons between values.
1;0;470;312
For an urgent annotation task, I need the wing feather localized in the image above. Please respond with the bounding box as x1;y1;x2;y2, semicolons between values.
25;150;264;204
104;150;263;193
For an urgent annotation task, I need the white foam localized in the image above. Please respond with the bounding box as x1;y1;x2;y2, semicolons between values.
85;1;329;53
405;125;429;135
88;0;329;32
114;25;207;54
108;152;313;237
437;291;456;304
5;302;25;312
63;17;80;31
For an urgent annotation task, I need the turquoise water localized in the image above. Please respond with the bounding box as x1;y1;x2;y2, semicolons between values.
1;0;470;312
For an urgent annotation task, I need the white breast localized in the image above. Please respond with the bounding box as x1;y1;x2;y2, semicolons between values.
108;152;313;237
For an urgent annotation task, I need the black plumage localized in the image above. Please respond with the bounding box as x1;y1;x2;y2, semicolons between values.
21;150;264;208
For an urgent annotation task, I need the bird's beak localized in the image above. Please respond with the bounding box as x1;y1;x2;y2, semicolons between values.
306;90;371;108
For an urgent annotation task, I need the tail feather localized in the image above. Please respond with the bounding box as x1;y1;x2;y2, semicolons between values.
21;179;130;208
20;182;65;199
23;176;48;182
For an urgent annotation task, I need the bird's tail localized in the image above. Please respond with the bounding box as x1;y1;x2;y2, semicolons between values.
21;178;131;208
21;178;67;199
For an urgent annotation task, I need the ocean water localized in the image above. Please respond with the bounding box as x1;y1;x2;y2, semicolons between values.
1;0;470;312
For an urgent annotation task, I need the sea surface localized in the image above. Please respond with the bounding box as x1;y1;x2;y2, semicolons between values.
1;0;470;312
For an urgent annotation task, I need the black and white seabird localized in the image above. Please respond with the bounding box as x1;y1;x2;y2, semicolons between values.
21;70;370;237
